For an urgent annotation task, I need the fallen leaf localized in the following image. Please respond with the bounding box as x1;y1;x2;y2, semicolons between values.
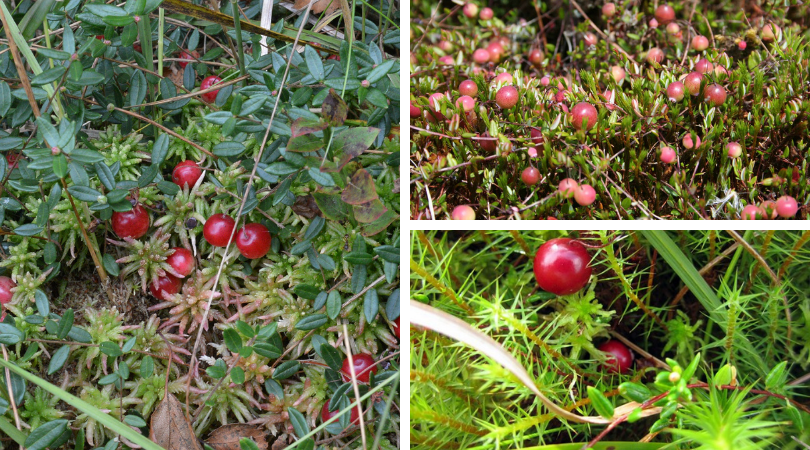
206;424;268;450
341;169;378;205
292;195;321;219
270;435;288;450
149;393;204;450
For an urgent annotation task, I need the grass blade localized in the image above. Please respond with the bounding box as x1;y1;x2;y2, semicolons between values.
0;416;26;445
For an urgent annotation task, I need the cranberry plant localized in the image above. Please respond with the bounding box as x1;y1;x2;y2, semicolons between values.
410;0;810;219
410;230;810;448
0;0;401;447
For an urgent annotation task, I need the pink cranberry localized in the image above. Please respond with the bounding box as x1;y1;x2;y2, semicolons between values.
583;32;598;47
695;58;713;74
528;49;544;68
540;76;551;86
761;24;780;42
740;204;763;220
527;147;539;158
610;66;625;83
0;276;16;306
682;133;701;149
666;22;680;35
451;205;475;220
574;184;596;206
726;142;743;158
684;72;704;96
667;81;685;101
648;18;659;28
654;4;675;24
647;47;664;64
462;2;479;18
703;84;727;107
459;80;478;97
479;7;493;20
738;41;747;50
438;55;454;65
456;95;476;112
438;40;453;52
521;167;541;185
571;102;598;131
558;178;578;198
602;2;616;17
660;146;676;163
493;72;513;84
760;201;778;219
776;196;798;218
428;93;447;111
691;35;709;51
472;49;490;64
495;86;519;109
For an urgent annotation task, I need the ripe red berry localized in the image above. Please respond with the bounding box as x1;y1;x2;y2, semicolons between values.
740;204;763;220
0;276;16;306
235;223;271;259
776;196;798;218
703;84;727;107
166;247;194;277
530;127;544;145
459;80;478;97
200;75;222;103
654;4;675;25
479;7;493;20
479;131;497;152
203;214;236;247
341;354;377;383
456;95;476;112
738;40;747;50
660;146;676;163
495;86;519;109
178;49;198;69
112;205;150;239
462;2;478;18
149;275;181;301
472;48;490;64
571;102;598;131
528;49;544;68
172;160;203;188
533;238;592;296
667;81;685;101
602;2;616;18
451;205;475;220
574;184;596;206
646;47;664;64
410;103;422;118
695;58;713;74
392;317;400;339
691;35;709;51
321;399;360;424
684;72;704;96
597;340;634;374
522;167;541;185
583;32;598;47
727;142;743;158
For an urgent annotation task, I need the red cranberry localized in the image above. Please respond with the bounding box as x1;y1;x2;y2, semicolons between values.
172;160;203;188
472;49;490;64
703;84;727;107
451;205;475;220
479;7;493;20
660;146;676;163
459;80;478;97
479;131;497;152
528;49;544;68
647;47;664;64
341;354;377;382
495;86;519;109
667;81;685;101
178;49;198;68
522;167;541;185
691;35;709;51
738;41;747;50
598;340;634;374
235;223;272;259
558;178;578;198
321;399;360;424
200;75;222;103
654;4;675;25
571;102;598;131
684;72;703;96
149;275;181;301
166;248;194;277
695;58;713;74
0;276;15;306
111;205;150;239
203;214;236;247
392;317;400;339
533;238;592;295
410;103;422;118
530;127;544;145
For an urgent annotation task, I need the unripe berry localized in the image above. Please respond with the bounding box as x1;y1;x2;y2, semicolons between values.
684;72;703;96
667;81;685;101
438;56;454;65
459;80;478;97
583;32;598;47
776;195;798;218
472;49;490;64
666;22;680;35
571;102;598;131
456;95;475;111
726;142;742;158
527;147;539;158
648;18;659;28
760;201;778;219
660;146;676;163
682;133;701;149
654;4;675;25
451;205;475;220
495;86;519;109
493;72;513;84
647;47;664;64
522;167;541;185
540;76;551;86
462;3;479;18
602;2;616;18
703;84;727;107
574;184;596;206
528;49;544;68
610;66;625;83
740;204;763;220
761;23;781;42
691;35;709;51
438;40;453;52
479;7;493;20
558;178;578;198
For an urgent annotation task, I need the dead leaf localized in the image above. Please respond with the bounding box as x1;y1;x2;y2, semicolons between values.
206;424;268;450
353;198;387;223
341;169;378;205
293;0;340;15
163;66;184;89
149;393;204;450
322;89;348;126
292;195;321;219
270;435;288;450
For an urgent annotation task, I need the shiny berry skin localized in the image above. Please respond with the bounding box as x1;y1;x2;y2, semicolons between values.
738;41;747;50
776;196;798;218
321;399;360;424
574;184;596;206
530;127;544;145
172;160;203;188
459;80;478;97
682;133;701;149
533;238;592;295
597;340;634;374
495;86;518;109
111;205;150;239
727;142;743;158
149;275;181;301
472;48;490;64
0;276;16;306
166;248;194;277
583;32;598;47
740;204;763;220
571;102;598;131
667;81;685;101
479;7;493;20
235;223;271;259
647;47;664;64
341;354;377;382
654;4;675;24
692;35;709;51
528;49;544;68
203;214;236;247
462;2;478;18
178;49;198;68
451;205;475;220
456;95;475;112
559;178;578;198
703;84;727;107
684;72;704;96
522;167;541;185
695;58;713;74
479;132;497;152
200;75;222;103
527;147;539;158
660;146;676;163
410;103;422;118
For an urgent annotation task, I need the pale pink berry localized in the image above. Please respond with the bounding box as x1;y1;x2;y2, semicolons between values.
610;66;625;83
558;178;578;198
649;18;659;28
666;22;680;35
459;80;478;97
602;2;616;17
760;200;778;219
740;204;763;220
438;56;454;65
727;142;743;158
682;133;701;149
691;35;709;51
660;146;676;163
647;47;664;64
583;32;598;47
493;72;513;84
775;195;798;218
667;81;685;101
451;205;476;220
480;7;493;20
574;184;596;206
462;3;479;18
472;49;490;64
456;95;476;111
684;72;703;96
527;147;538;158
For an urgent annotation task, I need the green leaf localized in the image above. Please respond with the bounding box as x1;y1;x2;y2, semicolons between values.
295;314;328;331
618;382;651;403
264;379;284;400
99;341;122;357
374;245;399;263
587;386;614;420
287;407;310;437
124;415;147;428
140;356;154;378
765;361;787;390
304;45;324;81
213;141;246;157
152;134;169;167
308;167;335;186
56;308;73;339
303;216;325;241
240;437;261;450
48;345;70;375
294;284;320;300
102;253;120;276
365;59;395;84
223;328;243;353
326;290;341;320
273;360;301;380
231;366;245;384
385;288;400;320
31;66;66;85
34;289;49;316
0;323;24;345
129;70;147;107
344;251;373;265
67;185;102;203
103;15;134;26
36;116;59;147
317;344;343;372
0;81;10;117
24;419;69;450
363;289;379;322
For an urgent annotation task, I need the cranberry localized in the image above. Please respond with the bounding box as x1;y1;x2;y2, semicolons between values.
437;40;453;52
682;133;701;149
533;238;592;295
647;47;664;64
0;276;15;306
540;76;551;86
571;102;598;131
558;178;578;198
459;80;478;97
341;354;377;382
462;2;478;18
610;66;625;83
235;223;271;259
200;75;222;103
472;48;490;64
479;7;493;20
456;96;475;112
437;56;454;65
660;146;676;163
166;247;194;277
597;340;634;374
761;24;780;42
321;399;360;424
684;72;704;96
665;22;680;35
178;49;198;69
602;2;616;17
522;167;541;185
479;131;497;152
203;214;236;247
760;201;778;219
740;204;763;220
691;35;709;51
667;81;685;101
775;196;798;218
133;42;143;53
428;92;447;111
726;142;743;158
451;205;475;220
528;49;544;68
530;127;544;145
392;317;400;339
695;58;713;74
492;72;513;85
703;84;727;107
410;103;422;118
172;160;203;188
583;32;598;47
112;205;150;239
6;153;21;170
495;86;518;109
654;4;675;25
149;274;181;301
648;18;659;28
738;41;747;50
574;184;596;206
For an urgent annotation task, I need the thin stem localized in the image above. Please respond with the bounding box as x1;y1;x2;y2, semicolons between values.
231;0;246;81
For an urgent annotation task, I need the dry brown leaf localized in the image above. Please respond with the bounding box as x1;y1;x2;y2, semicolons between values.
163;66;184;89
292;195;322;219
293;0;339;16
149;393;204;450
205;424;268;450
270;435;288;450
